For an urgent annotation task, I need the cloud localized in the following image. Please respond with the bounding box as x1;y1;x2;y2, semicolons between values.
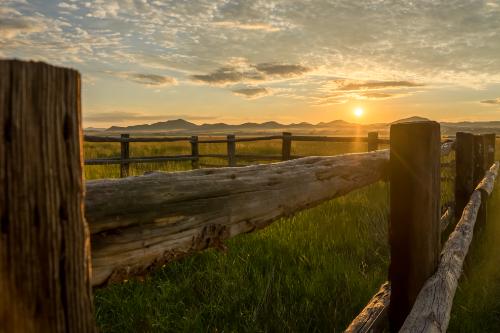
191;62;310;86
332;79;424;91
108;71;177;87
83;111;217;123
213;21;280;32
86;1;120;18
254;63;311;77
191;66;264;85
0;9;45;38
58;2;78;11
312;78;422;106
360;92;394;99
232;87;270;99
480;98;500;105
127;73;177;86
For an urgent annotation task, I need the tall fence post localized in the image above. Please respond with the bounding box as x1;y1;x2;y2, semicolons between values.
120;133;130;177
282;132;292;161
475;133;496;228
0;60;95;331
367;132;379;152
455;132;475;219
388;121;441;332
227;134;236;167
190;135;199;169
483;133;496;169
473;134;487;187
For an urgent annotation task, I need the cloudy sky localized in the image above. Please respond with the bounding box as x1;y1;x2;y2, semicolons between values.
1;0;500;126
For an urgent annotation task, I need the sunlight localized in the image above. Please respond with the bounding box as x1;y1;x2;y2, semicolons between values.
354;107;364;118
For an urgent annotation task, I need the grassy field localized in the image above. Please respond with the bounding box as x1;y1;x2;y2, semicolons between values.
88;138;499;332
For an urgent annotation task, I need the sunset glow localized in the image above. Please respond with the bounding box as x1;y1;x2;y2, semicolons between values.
354;107;364;118
1;1;499;127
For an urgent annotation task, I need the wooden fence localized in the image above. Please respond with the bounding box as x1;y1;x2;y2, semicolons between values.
84;132;390;177
1;59;498;333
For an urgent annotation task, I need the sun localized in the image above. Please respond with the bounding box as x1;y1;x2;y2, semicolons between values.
354;107;364;118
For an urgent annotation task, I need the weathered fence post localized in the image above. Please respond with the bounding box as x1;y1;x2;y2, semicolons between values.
389;121;441;332
455;132;475;219
282;132;292;161
227;134;236;167
483;133;496;169
473;134;487;187
120;133;130;177
367;132;379;151
191;135;199;169
475;133;496;228
0;60;95;331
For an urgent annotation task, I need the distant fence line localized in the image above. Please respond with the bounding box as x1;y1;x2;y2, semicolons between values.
84;132;389;177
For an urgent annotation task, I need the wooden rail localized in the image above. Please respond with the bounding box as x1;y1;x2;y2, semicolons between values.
85;150;390;286
84;132;388;172
86;139;456;287
345;282;391;333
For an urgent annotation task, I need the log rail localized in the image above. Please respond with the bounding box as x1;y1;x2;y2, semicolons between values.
86;139;458;288
86;150;390;286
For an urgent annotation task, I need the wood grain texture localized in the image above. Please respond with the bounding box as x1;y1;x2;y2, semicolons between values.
455;132;475;219
0;60;95;332
85;150;390;286
440;141;455;157
282;132;292;161
345;282;390;333
476;162;499;196
388;121;441;332
440;207;455;232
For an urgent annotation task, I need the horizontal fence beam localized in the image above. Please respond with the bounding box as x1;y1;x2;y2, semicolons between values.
291;135;369;142
400;162;499;333
84;134;390;144
85;150;390;286
440;141;455;156
345;282;391;333
84;135;192;143
85;141;453;286
198;135;283;143
85;155;196;165
440;206;455;232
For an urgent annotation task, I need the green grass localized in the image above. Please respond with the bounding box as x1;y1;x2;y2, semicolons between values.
89;138;500;332
94;183;390;332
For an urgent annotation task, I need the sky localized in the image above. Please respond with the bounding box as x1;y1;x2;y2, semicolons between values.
1;0;500;127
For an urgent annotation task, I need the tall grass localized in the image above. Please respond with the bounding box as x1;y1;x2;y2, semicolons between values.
90;139;500;332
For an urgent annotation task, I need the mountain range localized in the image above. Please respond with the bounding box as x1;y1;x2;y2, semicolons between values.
85;117;500;136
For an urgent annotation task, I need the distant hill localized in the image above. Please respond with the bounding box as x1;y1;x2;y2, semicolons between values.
391;116;431;124
89;117;500;136
108;119;198;132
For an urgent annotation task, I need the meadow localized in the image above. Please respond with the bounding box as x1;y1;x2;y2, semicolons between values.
86;138;500;332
